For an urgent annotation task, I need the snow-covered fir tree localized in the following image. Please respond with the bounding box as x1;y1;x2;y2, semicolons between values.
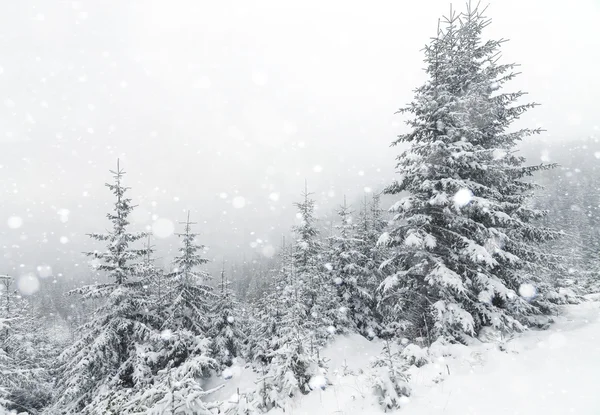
263;260;317;408
209;261;245;368
0;275;55;414
51;161;156;414
371;340;410;412
164;211;215;337
135;235;167;315
292;185;337;343
327;197;373;335
380;5;561;342
128;211;218;414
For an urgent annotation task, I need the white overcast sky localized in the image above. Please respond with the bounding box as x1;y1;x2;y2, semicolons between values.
1;0;599;280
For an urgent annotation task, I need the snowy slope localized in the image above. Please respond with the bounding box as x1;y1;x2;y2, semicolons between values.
403;298;600;415
209;298;600;414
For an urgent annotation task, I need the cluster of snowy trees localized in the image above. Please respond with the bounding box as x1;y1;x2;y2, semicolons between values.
1;5;592;414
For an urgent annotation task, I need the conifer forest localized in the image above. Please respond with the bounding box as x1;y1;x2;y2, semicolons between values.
2;1;600;414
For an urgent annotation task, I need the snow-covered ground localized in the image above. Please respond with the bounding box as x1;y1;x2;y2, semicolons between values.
209;297;600;414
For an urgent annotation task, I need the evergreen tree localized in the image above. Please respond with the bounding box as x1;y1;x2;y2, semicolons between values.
0;275;54;414
327;197;373;335
164;211;215;337
210;261;245;368
51;161;156;414
292;185;336;343
263;258;317;407
381;5;561;342
128;212;218;413
85;160;147;285
371;340;410;412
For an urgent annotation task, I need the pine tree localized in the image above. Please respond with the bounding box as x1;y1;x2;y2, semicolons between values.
51;161;156;414
210;261;245;368
327;197;373;335
135;236;167;318
164;211;215;337
0;275;54;414
292;184;336;343
264;257;317;406
371;340;410;412
247;241;290;367
381;5;561;342
85;160;147;285
52;163;158;414
129;212;218;414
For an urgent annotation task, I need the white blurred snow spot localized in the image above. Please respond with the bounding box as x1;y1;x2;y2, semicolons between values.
37;265;53;279
269;192;279;202
59;236;69;244
492;149;507;160
261;244;275;258
17;274;40;295
7;216;23;229
152;218;175;239
309;375;327;390
453;188;473;207
313;165;323;173
518;283;536;300
540;150;551;163
232;196;246;209
58;208;70;223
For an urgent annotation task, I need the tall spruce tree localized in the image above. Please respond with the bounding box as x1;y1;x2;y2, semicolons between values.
127;212;218;414
381;5;561;342
210;261;245;368
164;211;215;336
292;184;337;343
52;161;156;414
327;197;373;335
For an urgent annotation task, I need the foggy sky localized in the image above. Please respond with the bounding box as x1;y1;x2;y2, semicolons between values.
1;0;599;282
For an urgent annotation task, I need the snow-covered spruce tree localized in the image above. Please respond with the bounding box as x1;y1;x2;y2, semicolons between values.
209;262;245;368
0;276;54;414
135;235;168;317
292;185;337;343
380;6;561;342
127;212;218;414
246;241;291;367
371;340;410;412
164;211;216;338
51;161;156;414
327;197;374;335
264;261;317;406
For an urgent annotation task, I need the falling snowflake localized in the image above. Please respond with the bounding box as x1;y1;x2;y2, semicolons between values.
17;274;40;296
232;196;246;209
518;283;536;300
152;218;175;239
453;188;473;207
7;216;23;229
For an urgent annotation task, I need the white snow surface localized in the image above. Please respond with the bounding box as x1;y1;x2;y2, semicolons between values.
206;298;600;414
